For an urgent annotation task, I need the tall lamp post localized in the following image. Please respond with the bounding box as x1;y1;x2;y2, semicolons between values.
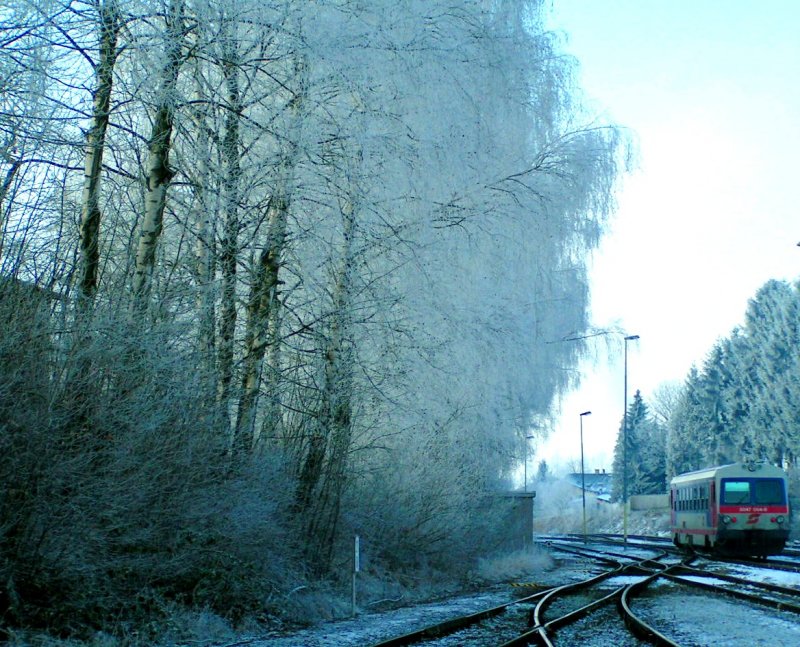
623;334;640;545
579;411;592;543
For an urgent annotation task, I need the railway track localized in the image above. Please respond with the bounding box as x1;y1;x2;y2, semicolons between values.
369;534;800;646
548;532;800;574
371;540;680;646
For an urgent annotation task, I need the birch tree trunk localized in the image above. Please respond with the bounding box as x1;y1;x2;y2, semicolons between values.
233;49;307;454
215;34;241;426
298;194;358;571
131;0;185;310
232;189;288;454
189;61;217;380
78;0;120;303
257;296;284;447
62;0;121;439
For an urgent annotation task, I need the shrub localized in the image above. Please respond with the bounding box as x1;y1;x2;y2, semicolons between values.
0;288;300;642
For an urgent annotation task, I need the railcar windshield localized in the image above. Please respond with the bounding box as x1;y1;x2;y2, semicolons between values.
721;478;785;505
722;480;750;504
754;479;785;505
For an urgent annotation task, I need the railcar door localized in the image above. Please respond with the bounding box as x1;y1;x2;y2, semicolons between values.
709;480;717;528
669;488;675;526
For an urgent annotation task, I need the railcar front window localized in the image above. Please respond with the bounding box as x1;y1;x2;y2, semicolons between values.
754;479;785;505
722;480;750;504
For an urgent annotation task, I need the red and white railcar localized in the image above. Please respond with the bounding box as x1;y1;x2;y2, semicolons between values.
670;462;790;556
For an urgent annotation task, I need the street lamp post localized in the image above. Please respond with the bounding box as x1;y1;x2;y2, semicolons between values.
579;411;592;543
623;334;640;545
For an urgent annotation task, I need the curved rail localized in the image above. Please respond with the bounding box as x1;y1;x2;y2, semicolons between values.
373;535;800;646
501;585;624;647
665;566;800;613
503;548;679;646
368;587;550;647
619;569;681;647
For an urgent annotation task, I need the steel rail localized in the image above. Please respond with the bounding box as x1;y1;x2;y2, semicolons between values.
507;551;677;646
663;571;800;614
713;554;800;573
368;588;550;647
619;569;682;647
499;586;625;647
673;563;800;600
372;541;725;647
547;540;675;572
372;547;637;647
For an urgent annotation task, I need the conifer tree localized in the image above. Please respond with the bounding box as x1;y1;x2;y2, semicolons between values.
666;368;704;478
665;279;800;474
612;390;667;498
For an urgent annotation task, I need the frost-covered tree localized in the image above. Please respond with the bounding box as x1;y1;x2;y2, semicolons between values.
612;390;665;498
666;368;704;478
334;0;627;570
0;0;630;634
666;279;800;475
739;280;800;464
698;341;741;465
536;459;552;483
649;380;682;427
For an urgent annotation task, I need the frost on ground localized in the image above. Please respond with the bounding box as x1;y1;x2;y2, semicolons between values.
550;605;648;647
221;548;561;647
718;560;800;588
251;590;511;647
245;541;800;647
635;585;800;647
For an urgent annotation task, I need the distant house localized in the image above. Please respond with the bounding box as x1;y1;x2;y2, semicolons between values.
566;469;613;505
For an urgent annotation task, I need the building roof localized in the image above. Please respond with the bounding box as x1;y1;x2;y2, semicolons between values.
566;471;613;497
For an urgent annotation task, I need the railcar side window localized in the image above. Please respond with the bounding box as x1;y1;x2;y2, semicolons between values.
754;479;785;505
722;480;750;504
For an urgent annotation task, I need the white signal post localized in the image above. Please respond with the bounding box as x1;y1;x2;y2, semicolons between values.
351;535;360;617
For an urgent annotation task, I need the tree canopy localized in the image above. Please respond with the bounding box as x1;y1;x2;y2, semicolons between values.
612;390;666;500
0;0;628;639
666;279;800;476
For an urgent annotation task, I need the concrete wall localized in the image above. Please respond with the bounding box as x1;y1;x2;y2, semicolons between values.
502;492;536;550
629;494;669;510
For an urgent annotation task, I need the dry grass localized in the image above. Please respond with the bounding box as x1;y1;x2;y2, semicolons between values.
472;548;554;585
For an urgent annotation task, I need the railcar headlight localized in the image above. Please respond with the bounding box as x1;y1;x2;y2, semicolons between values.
777;515;785;524
721;515;732;524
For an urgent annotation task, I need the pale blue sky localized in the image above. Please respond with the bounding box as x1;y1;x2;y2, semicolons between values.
537;1;800;472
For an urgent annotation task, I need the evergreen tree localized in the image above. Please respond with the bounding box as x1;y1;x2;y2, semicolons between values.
666;368;704;479
665;343;740;477
612;390;665;499
536;459;551;483
665;280;800;475
740;280;800;465
638;418;667;494
696;341;740;465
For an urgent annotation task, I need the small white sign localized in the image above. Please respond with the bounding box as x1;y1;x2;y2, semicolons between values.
354;535;360;572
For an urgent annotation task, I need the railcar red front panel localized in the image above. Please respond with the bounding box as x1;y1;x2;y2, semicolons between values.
718;477;788;515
